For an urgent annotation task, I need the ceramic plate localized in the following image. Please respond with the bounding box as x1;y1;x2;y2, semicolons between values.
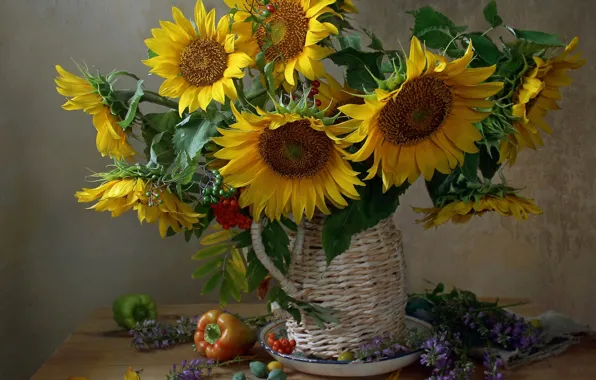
259;316;431;378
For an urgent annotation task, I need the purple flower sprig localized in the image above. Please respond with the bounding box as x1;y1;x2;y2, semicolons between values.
130;315;199;351
462;309;543;351
355;330;423;362
165;356;248;380
420;333;451;372
420;332;476;380
166;358;215;380
483;351;504;380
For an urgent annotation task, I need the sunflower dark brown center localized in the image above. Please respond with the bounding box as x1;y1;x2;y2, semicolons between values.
258;120;333;178
179;38;227;87
255;0;309;62
378;76;453;146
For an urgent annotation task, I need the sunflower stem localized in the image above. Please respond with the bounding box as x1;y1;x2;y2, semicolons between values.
246;88;268;102
118;90;179;110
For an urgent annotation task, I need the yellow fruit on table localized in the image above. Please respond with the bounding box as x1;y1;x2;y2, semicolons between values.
267;361;284;372
530;319;542;328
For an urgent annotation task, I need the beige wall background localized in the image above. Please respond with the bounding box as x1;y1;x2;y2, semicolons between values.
0;0;594;379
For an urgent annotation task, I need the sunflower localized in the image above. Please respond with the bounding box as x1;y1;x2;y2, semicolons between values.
340;37;503;191
143;0;253;115
413;194;543;229
212;104;363;223
500;37;585;164
55;65;135;160
75;178;204;237
316;75;364;117
224;0;338;86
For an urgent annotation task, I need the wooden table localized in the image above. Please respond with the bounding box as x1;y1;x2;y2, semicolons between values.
33;303;596;380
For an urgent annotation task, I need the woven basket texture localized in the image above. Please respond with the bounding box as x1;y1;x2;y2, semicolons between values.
253;215;407;358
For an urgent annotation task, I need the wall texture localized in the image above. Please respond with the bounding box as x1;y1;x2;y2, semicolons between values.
0;0;594;379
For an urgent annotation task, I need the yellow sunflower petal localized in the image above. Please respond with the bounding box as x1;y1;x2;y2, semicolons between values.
442;120;481;153
447;65;496;86
172;6;197;38
443;42;474;77
409;37;427;78
195;0;207;36
454;82;504;99
284;59;298;85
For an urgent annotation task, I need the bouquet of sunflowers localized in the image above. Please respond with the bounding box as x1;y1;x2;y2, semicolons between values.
57;0;583;311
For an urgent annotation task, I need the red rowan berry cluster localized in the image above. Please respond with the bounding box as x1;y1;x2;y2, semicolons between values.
211;197;252;230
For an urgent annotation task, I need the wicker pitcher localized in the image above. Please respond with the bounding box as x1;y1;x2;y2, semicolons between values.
251;215;407;358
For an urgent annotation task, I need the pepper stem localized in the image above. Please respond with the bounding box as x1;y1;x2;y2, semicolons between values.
204;323;221;345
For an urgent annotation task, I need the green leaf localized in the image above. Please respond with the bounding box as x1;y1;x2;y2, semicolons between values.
305;311;326;329
184;230;193;242
148;132;169;165
363;28;384;51
144;111;181;132
245;78;269;109
407;6;467;42
507;27;565;47
264;62;276;91
286;307;302;323
322;203;366;264
191;244;228;261
147;49;158;59
173;114;220;160
418;30;453;50
280;216;297;232
191;257;223;279
461;153;480;182
193;205;214;239
225;266;242;302
483;0;503;28
496;44;524;77
246;249;269;292
201;272;223;295
432;282;445;295
262;220;291;273
255;51;266;70
219;279;231;306
328;48;383;90
142;111;180;165
118;80;144;129
466;33;501;65
425;171;459;205
345;68;378;91
322;177;409;264
363;179;409;227
232;229;252;249
337;33;362;50
479;144;501;180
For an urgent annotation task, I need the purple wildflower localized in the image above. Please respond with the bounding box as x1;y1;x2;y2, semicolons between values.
483;351;504;380
382;348;395;357
167;358;212;380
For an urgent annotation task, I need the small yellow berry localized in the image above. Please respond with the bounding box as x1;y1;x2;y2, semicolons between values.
338;351;355;361
267;361;283;372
